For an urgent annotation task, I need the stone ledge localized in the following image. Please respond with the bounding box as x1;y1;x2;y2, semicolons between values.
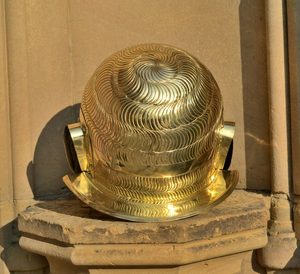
87;251;260;274
18;190;268;245
20;228;266;266
18;190;269;269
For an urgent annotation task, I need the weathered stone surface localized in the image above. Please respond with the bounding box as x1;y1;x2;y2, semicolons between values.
258;234;300;270
87;251;259;274
18;190;268;245
258;194;300;270
20;228;266;266
18;190;268;271
4;243;48;272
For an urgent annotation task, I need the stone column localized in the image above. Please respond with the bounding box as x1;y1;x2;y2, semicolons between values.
257;0;299;270
287;0;300;242
0;1;52;273
0;0;14;273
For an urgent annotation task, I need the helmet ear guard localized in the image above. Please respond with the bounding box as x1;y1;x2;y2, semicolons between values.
64;122;88;174
218;121;235;171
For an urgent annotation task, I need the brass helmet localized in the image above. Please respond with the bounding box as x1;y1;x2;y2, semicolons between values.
63;44;238;222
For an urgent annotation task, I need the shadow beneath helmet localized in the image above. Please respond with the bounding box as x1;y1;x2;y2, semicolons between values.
27;104;80;200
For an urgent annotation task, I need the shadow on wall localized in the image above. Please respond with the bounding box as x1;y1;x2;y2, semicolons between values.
239;0;271;190
27;104;80;200
0;221;13;273
0;220;49;273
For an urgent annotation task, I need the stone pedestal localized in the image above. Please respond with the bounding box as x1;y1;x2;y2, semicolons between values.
18;190;268;274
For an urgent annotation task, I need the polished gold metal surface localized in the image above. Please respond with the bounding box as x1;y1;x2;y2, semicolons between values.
63;43;238;222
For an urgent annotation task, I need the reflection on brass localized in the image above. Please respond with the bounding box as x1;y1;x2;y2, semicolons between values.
63;43;239;222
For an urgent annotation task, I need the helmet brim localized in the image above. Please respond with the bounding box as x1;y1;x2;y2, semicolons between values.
63;169;238;222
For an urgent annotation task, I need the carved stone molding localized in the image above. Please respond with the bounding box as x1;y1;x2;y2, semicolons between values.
18;190;268;273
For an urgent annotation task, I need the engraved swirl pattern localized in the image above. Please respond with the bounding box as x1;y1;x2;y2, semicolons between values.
80;44;224;217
